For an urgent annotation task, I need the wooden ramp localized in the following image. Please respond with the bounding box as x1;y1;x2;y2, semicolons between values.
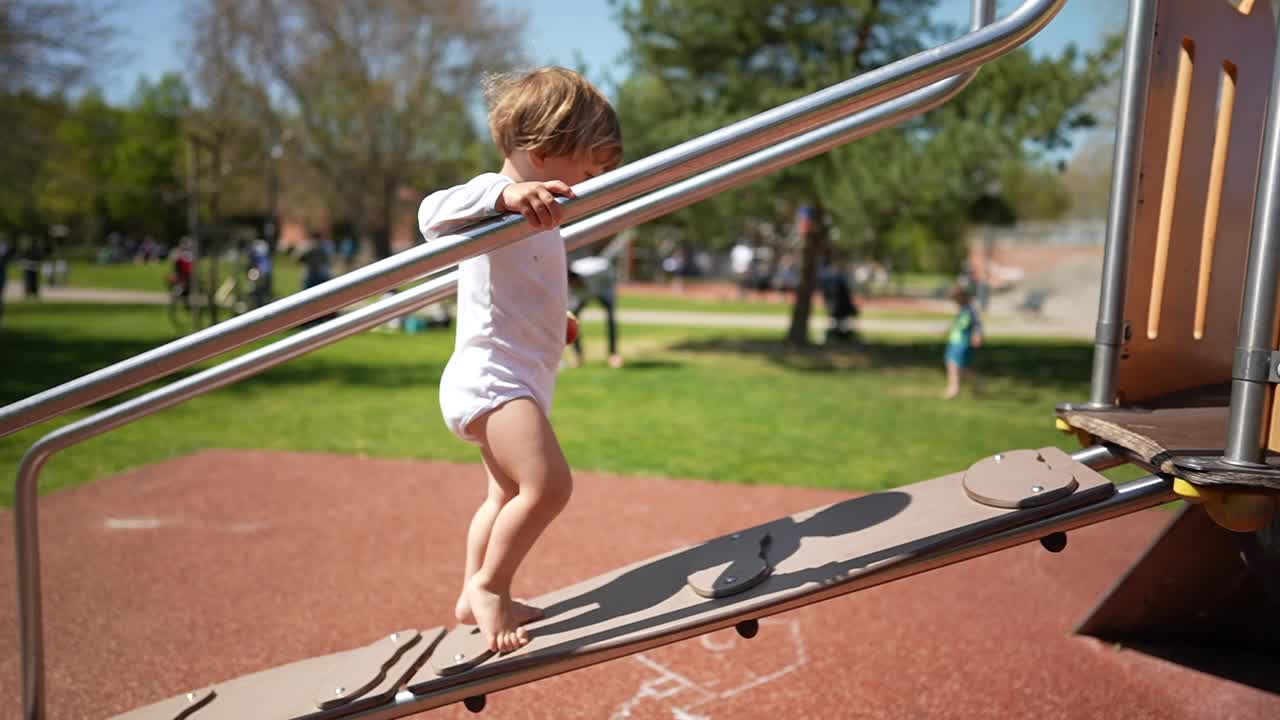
115;448;1122;719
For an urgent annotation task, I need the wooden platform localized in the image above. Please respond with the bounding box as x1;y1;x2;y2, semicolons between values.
114;448;1116;719
1059;386;1280;491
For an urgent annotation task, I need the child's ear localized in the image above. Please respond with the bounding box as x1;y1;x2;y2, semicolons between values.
530;149;547;168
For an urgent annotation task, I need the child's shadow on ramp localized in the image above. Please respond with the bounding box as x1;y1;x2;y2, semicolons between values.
528;491;913;648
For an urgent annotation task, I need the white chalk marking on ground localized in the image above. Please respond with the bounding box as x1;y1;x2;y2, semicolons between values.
699;633;737;652
226;520;270;533
610;618;808;719
690;620;807;706
610;654;715;719
102;516;269;533
104;517;167;530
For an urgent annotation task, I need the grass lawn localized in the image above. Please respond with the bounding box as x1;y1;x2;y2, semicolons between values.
618;292;815;316
64;260;951;321
0;302;1143;506
66;259;305;295
614;292;952;321
893;272;953;292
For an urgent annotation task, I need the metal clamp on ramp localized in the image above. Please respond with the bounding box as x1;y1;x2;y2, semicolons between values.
963;447;1084;509
686;531;773;599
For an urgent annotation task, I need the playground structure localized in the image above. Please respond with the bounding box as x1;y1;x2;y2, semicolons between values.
2;0;1278;718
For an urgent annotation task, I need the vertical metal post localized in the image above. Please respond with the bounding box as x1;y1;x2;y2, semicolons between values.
16;450;45;720
1088;0;1159;407
1224;11;1280;465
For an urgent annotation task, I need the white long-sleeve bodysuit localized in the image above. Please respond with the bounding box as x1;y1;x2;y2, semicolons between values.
418;173;568;444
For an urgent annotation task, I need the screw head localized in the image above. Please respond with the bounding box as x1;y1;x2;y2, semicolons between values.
994;453;1004;463
185;692;197;703
389;632;399;642
1030;485;1044;493
731;533;742;539
334;687;346;696
724;576;736;584
455;652;466;661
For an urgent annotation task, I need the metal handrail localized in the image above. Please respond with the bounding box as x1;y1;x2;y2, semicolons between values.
0;0;1065;438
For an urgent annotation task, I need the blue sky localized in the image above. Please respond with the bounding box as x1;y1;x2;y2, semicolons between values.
103;0;1115;104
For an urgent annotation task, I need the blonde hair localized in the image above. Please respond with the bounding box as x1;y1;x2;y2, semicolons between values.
484;67;622;168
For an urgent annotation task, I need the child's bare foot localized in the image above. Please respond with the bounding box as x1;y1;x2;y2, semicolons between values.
463;577;531;653
455;594;544;627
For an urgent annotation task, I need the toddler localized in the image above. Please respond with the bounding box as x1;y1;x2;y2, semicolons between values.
417;67;622;655
943;284;982;399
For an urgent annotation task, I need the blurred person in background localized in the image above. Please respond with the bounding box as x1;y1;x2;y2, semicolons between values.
0;237;14;326
299;232;335;290
568;252;623;369
22;237;44;299
942;284;983;400
247;239;274;308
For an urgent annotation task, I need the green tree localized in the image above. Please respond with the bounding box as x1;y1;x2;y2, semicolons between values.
615;0;1116;344
0;92;65;235
999;161;1072;222
821;40;1115;268
108;74;191;241
35;90;122;244
0;0;117;93
0;1;117;239
616;0;941;343
189;0;524;258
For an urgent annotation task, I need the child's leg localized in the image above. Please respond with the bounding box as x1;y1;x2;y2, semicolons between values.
571;296;587;364
454;464;545;626
465;397;573;652
601;294;623;367
943;360;960;399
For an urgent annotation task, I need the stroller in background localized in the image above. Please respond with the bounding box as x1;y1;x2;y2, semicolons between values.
819;263;860;344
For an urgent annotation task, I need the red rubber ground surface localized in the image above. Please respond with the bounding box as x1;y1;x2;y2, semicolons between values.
1;449;1276;719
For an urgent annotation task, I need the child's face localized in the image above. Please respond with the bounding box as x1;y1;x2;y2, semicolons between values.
532;149;616;186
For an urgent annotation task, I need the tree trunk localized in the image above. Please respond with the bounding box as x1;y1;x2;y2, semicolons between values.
786;204;826;346
205;140;224;326
372;177;395;259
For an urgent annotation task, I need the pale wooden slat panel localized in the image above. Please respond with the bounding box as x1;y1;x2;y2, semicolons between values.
1116;0;1275;403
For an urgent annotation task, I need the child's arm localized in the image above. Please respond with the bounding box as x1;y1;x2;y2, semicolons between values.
496;180;574;230
418;174;576;240
418;173;513;241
